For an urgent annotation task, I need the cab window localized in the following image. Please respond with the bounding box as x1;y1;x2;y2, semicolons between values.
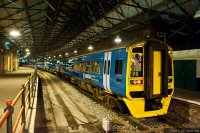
130;47;143;77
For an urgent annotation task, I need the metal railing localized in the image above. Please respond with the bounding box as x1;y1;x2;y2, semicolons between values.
0;69;38;133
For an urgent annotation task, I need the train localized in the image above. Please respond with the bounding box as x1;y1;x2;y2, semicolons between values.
36;38;174;118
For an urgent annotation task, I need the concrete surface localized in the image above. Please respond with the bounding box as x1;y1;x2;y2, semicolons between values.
173;88;200;104
0;67;34;132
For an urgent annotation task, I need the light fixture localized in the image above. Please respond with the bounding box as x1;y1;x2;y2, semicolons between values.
5;42;10;45
65;52;69;56
53;55;56;58
59;54;62;57
9;29;21;37
194;7;200;19
25;48;29;52
27;52;30;55
88;45;93;51
114;35;122;43
74;49;78;54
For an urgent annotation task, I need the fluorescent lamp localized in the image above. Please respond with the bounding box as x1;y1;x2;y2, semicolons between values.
9;30;21;37
25;48;29;52
88;45;93;51
65;52;68;56
194;9;200;19
74;49;77;54
114;35;122;43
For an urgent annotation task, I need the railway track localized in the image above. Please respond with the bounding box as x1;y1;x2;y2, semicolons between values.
56;75;187;131
39;71;187;132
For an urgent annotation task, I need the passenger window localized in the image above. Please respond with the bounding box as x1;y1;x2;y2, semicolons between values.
78;63;82;71
92;61;100;73
86;62;90;72
115;60;123;75
79;63;84;71
131;47;143;77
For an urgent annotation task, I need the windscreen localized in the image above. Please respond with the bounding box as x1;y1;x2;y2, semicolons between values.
130;47;143;77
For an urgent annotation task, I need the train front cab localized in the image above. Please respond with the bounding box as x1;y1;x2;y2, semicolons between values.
123;39;174;118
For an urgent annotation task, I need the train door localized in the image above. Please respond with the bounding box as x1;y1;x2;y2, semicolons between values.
103;52;112;91
144;41;168;99
153;51;162;95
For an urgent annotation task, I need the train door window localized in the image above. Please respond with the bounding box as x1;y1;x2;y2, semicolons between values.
131;47;143;77
115;60;123;75
92;61;100;73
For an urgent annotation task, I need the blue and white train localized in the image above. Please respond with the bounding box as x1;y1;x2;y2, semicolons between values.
38;38;174;118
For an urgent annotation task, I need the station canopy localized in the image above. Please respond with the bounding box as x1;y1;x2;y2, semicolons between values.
0;0;200;56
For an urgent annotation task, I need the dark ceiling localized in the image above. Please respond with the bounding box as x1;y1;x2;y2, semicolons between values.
0;0;200;56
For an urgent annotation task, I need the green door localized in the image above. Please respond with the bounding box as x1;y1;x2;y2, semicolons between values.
174;60;196;90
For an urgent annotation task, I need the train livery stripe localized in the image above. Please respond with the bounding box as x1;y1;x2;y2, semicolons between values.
103;52;112;92
103;53;107;89
107;52;112;92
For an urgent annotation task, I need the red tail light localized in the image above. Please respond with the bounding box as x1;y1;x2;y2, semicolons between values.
131;80;143;85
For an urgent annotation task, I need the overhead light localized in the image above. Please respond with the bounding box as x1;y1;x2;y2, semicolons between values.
65;52;69;56
114;35;122;43
74;49;77;54
49;56;51;59
25;48;29;52
5;42;10;45
27;52;30;55
53;55;56;58
194;8;200;19
88;45;93;51
59;54;62;57
9;29;21;37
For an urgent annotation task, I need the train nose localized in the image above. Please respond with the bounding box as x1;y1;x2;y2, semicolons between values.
145;98;163;111
151;98;162;110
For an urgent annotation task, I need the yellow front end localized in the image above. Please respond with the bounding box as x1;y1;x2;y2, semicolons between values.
125;40;174;118
123;97;171;118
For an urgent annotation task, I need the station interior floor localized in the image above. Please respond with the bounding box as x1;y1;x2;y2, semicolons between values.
0;67;200;132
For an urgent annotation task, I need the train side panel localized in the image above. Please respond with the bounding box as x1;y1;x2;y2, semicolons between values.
109;48;127;97
83;52;104;89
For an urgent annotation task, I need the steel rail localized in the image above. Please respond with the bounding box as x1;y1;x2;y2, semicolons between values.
19;123;25;133
13;106;24;133
11;88;24;107
25;91;30;102
0;110;11;127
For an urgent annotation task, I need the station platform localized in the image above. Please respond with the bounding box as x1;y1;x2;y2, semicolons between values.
0;67;34;132
173;88;200;105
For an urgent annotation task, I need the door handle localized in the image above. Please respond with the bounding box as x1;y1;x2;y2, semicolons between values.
158;72;162;77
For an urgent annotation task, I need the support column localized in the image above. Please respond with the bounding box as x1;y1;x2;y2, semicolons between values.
0;35;4;73
12;46;19;71
3;52;10;72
